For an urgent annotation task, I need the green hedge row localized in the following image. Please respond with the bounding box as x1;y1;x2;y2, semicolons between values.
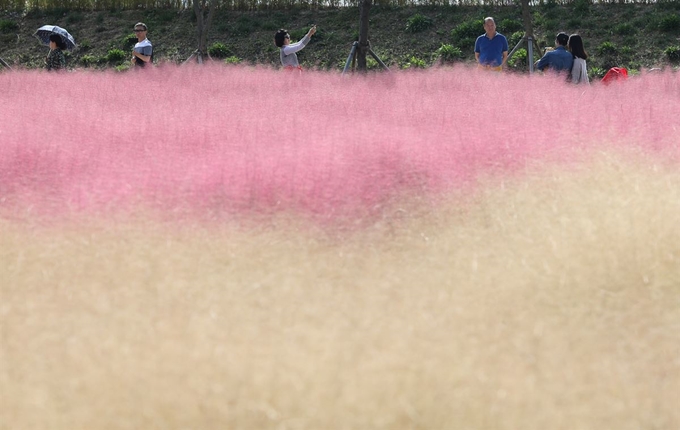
1;0;675;12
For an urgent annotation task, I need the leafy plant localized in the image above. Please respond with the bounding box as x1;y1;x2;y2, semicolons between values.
289;28;307;41
233;14;257;35
451;19;484;40
208;42;231;58
658;14;680;32
66;12;83;24
151;9;177;24
406;14;433;33
619;46;635;62
259;20;279;31
0;20;18;32
598;41;619;56
403;56;427;69
589;66;607;79
79;40;91;51
613;23;636;36
80;54;97;67
122;33;137;50
664;45;680;63
106;49;126;63
567;17;581;29
224;55;242;64
436;44;462;63
544;19;560;33
508;48;527;68
508;31;524;49
573;0;590;15
499;18;523;33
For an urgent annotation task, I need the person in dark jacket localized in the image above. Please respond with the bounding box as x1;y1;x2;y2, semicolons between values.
45;34;66;71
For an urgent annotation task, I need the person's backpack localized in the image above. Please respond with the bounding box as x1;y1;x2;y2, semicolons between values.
601;67;628;85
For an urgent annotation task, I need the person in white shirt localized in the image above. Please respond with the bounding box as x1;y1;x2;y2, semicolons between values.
131;22;152;68
568;34;589;85
274;26;316;71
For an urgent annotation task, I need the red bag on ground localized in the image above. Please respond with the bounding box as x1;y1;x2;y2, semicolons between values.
601;67;628;85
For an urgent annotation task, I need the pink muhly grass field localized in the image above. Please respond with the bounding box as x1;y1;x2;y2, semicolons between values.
2;66;680;429
1;65;678;221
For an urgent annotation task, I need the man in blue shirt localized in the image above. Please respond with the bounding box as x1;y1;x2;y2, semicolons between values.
535;32;573;74
474;17;508;71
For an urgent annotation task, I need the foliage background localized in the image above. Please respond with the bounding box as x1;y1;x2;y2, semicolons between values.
2;1;679;74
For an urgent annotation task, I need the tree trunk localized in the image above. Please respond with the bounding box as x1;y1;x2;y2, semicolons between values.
520;0;541;55
193;0;215;60
520;0;533;40
357;0;371;72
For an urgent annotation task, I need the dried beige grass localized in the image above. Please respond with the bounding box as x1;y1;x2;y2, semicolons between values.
1;152;679;430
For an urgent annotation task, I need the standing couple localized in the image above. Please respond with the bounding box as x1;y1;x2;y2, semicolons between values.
535;32;590;84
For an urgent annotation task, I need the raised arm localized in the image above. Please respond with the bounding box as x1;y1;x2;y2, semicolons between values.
281;26;316;56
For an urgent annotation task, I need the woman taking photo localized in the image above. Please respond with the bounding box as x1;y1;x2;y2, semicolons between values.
274;25;317;71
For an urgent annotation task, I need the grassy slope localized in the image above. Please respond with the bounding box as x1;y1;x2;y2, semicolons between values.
1;3;679;73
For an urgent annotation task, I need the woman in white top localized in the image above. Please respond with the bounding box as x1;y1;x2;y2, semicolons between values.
568;34;589;85
274;26;317;70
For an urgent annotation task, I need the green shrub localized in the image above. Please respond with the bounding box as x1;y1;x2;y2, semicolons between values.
451;19;484;40
224;56;241;64
622;35;638;47
656;0;680;10
659;14;680;32
544;19;560;33
79;40;91;51
614;23;636;36
499;18;523;33
619;46;634;61
403;56;427;69
0;20;18;32
233;14;257;35
508;48;527;68
80;54;97;67
573;0;590;15
589;66;606;79
289;28;307;41
260;20;279;31
406;14;433;33
665;45;680;62
567;18;581;29
598;41;619;56
150;9;177;24
365;56;380;70
508;31;524;49
122;33;137;49
106;48;126;63
66;12;83;24
437;44;462;63
208;42;231;58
